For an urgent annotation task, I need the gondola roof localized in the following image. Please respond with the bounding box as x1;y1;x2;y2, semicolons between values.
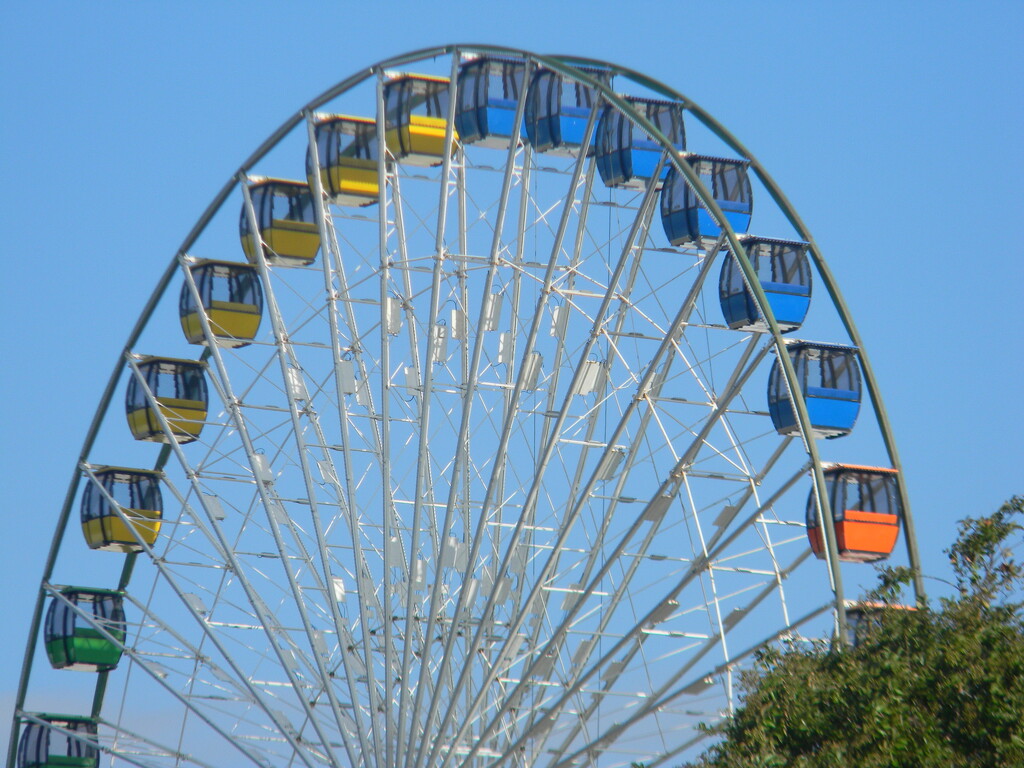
312;113;375;124
734;234;809;248
246;176;308;188
677;152;751;166
86;465;162;476
51;585;123;597
459;53;526;65
133;354;208;367
533;62;611;77
778;339;858;352
384;72;450;84
184;257;257;269
612;94;684;109
820;463;898;474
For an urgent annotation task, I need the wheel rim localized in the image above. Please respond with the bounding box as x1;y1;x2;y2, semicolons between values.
9;45;920;768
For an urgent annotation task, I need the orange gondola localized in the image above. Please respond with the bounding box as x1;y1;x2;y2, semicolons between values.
807;465;901;562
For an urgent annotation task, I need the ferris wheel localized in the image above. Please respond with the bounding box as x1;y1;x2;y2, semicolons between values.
9;45;924;768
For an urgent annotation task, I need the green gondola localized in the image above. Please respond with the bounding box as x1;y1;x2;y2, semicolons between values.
17;716;98;768
44;588;126;671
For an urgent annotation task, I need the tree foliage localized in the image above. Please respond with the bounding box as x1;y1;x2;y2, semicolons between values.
685;496;1024;768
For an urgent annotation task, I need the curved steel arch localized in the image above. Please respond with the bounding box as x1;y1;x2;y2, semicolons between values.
9;44;921;768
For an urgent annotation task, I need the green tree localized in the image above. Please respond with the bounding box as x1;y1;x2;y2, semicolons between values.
686;496;1024;768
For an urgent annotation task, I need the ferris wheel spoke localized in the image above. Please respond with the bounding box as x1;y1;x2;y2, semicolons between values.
401;74;535;764
443;158;666;768
124;355;346;768
512;397;747;745
470;455;669;764
529;232;715;583
304;121;401;765
41;586;265;768
392;249;443;768
437;196;657;767
305;134;396;768
289;359;389;762
513;182;662;623
242;385;375;754
551;590;827;768
373;67;419;768
80;468;325;768
409;98;603;768
240;182;387;767
640;589;814;768
52;710;213;768
679;474;733;690
487;453;810;765
531;156;601;451
576;332;767;603
451;226;723;766
524;196;618;570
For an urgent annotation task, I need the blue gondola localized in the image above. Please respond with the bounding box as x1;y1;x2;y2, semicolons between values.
524;66;610;156
596;96;685;189
719;237;811;331
455;56;527;150
17;716;98;768
768;342;861;438
660;156;752;246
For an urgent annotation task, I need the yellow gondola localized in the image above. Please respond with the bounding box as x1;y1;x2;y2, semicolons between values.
81;467;162;552
239;179;320;266
125;357;208;444
308;115;380;206
384;74;458;166
180;259;263;347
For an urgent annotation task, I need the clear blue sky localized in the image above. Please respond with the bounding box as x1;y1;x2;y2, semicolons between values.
2;1;1022;758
